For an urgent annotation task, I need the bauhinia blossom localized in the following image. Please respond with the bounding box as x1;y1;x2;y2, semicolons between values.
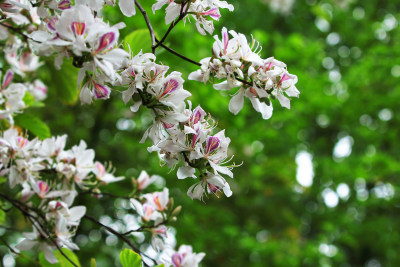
189;27;300;119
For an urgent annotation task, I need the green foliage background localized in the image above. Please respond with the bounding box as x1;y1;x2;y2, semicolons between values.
2;0;400;266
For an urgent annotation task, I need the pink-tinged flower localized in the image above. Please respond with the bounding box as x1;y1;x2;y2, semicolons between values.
201;8;221;20
2;70;13;90
153;225;167;237
205;136;220;155
143;204;155;221
146;188;169;212
137;170;157;191
92;80;111;99
172;252;183;267
37;181;49;198
71;22;86;36
93;162;124;183
58;0;71;10
95;32;115;53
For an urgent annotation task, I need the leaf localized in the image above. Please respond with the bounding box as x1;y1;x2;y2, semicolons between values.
90;258;97;267
124;29;152;55
39;249;81;267
119;249;142;267
23;92;35;106
0;209;5;224
14;113;51;139
45;59;79;105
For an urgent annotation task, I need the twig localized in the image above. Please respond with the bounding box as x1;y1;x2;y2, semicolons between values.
134;0;156;53
0;193;79;267
153;0;189;49
79;190;131;199
83;214;156;266
0;22;32;41
122;220;168;235
0;236;21;255
84;215;140;253
155;38;201;66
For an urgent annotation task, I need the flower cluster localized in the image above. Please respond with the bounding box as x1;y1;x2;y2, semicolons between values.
0;69;47;124
189;27;300;119
28;4;128;103
0;128;122;263
152;0;234;35
119;52;234;201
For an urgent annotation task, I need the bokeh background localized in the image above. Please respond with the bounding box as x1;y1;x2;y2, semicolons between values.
3;0;400;266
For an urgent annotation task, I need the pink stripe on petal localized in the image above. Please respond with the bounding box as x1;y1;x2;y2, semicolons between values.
160;79;179;98
47;17;57;31
71;22;86;36
278;73;291;86
223;31;229;54
205;136;220;155
92;81;111;99
201;8;221;19
96;32;115;53
96;162;106;177
190;106;205;124
172;253;183;267
2;70;13;90
162;122;175;129
58;0;71;10
38;181;49;198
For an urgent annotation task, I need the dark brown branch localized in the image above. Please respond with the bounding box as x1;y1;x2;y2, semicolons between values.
134;0;156;53
0;193;79;267
0;236;21;255
122;220;168;235
84;214;139;252
83;214;155;266
79;190;131;199
155;38;201;66
153;1;189;49
0;22;32;41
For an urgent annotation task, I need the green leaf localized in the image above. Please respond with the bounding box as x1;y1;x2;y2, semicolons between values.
39;248;81;267
0;209;5;224
14;113;51;139
90;258;96;267
22;92;35;106
124;29;152;55
119;249;142;267
45;59;79;105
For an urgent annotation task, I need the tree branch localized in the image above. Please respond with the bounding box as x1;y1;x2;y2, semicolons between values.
0;193;79;267
83;214;156;266
155;38;201;66
134;0;156;53
153;1;189;49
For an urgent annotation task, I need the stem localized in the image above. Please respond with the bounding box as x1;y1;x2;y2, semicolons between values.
0;22;32;41
134;0;156;53
122;220;167;235
0;193;79;267
84;214;156;266
153;1;189;49
155;38;201;66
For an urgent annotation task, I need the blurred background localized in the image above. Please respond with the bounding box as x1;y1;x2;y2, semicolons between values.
3;0;400;266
